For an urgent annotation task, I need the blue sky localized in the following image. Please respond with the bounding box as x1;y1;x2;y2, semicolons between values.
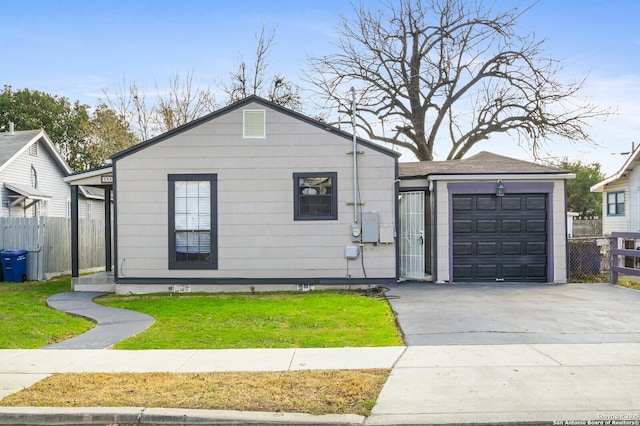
2;0;640;176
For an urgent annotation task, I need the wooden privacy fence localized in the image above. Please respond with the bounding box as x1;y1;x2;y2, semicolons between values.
0;217;106;281
610;232;640;284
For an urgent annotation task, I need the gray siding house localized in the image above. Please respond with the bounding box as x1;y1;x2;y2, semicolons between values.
105;96;399;294
69;98;575;293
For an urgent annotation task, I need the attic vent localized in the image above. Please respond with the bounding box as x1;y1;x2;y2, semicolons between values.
243;110;266;139
29;143;38;156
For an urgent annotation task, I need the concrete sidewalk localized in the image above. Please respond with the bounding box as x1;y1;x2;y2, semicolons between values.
2;344;640;425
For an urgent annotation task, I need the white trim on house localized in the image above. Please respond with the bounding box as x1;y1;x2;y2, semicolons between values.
591;146;640;192
63;166;113;185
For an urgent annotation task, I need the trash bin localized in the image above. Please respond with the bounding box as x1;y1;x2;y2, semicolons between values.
0;249;3;282
1;250;28;282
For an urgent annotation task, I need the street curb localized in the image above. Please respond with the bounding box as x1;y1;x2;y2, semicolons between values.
0;406;365;425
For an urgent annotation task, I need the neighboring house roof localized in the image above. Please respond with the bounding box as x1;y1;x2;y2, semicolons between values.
111;95;401;161
0;129;71;175
4;182;52;200
0;128;98;199
399;151;570;178
590;145;640;193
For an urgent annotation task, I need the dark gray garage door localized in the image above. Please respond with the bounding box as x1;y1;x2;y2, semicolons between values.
452;194;547;282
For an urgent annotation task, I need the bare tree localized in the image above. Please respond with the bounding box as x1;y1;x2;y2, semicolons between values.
155;69;217;131
306;0;608;161
102;77;154;142
103;70;217;142
222;25;301;110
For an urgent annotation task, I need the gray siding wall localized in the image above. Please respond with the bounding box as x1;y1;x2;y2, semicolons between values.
0;138;70;218
115;102;397;281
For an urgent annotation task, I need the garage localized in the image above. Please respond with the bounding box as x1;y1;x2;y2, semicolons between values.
452;193;548;282
399;151;573;284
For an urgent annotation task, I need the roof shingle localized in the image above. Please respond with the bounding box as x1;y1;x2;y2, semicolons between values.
399;151;568;177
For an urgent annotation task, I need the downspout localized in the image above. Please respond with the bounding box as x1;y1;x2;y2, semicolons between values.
430;178;438;283
347;87;365;243
351;87;359;228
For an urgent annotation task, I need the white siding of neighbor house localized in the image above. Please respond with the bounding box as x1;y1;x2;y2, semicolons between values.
433;178;569;284
630;168;640;232
79;198;106;220
0;138;71;218
601;178;631;235
114;102;397;282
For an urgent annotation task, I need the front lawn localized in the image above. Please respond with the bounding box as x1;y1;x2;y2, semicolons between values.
98;290;403;349
1;280;401;415
0;277;94;348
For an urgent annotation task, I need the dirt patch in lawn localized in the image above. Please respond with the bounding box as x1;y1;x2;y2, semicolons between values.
0;369;390;416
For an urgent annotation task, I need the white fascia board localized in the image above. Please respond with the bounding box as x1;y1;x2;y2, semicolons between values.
591;146;640;193
63;167;113;184
591;176;617;193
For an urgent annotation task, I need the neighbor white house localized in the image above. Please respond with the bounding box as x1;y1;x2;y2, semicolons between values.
0;127;104;219
591;145;640;235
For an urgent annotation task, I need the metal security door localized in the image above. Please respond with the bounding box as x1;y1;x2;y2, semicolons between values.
399;191;425;279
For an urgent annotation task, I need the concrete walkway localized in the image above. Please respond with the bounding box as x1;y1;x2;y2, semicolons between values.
1;291;640;424
43;292;154;349
2;344;640;424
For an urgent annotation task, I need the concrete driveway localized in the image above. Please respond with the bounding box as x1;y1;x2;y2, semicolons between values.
386;282;640;345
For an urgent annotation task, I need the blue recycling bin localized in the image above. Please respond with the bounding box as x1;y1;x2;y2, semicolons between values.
1;250;28;282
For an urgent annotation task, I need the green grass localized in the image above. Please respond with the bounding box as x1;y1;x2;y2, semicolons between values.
618;278;640;290
0;277;94;348
98;291;403;349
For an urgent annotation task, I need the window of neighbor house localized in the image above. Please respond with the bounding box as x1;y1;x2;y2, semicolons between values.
168;174;217;269
607;191;625;216
293;172;337;220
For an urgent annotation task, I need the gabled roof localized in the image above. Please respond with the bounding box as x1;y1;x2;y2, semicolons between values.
0;129;98;199
399;151;569;178
0;129;72;175
111;95;400;161
590;145;640;193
